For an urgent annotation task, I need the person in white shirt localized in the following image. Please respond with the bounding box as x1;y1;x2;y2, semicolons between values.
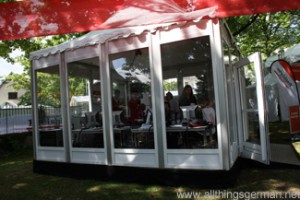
200;98;216;126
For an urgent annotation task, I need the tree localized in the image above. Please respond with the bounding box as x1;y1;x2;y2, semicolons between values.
163;80;177;92
225;10;300;58
195;74;208;101
1;32;84;105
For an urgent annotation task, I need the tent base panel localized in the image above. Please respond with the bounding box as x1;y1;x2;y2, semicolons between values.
32;158;298;187
33;160;240;188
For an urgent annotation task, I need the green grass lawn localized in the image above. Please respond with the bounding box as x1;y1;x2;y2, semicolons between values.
1;149;300;200
292;141;300;159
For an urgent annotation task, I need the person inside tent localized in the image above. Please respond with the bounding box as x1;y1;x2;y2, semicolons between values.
179;85;197;106
200;98;216;141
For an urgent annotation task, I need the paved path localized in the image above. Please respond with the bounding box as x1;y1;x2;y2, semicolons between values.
270;143;300;166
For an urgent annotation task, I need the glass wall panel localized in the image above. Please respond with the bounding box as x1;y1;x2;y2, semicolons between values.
161;36;217;149
67;57;104;148
109;48;154;149
36;66;63;147
223;41;238;145
239;65;260;144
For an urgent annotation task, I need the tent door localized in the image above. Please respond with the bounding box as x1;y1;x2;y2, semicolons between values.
234;52;270;164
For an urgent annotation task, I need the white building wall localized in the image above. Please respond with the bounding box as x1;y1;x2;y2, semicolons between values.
0;80;26;108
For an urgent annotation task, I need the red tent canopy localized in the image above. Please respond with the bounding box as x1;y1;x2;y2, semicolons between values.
0;0;299;41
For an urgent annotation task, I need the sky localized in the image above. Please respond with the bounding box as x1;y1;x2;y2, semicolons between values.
0;50;24;79
0;58;24;77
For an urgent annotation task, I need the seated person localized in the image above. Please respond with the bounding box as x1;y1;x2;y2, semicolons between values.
178;85;197;122
112;89;124;111
200;98;216;137
112;89;126;125
128;92;143;125
200;98;216;126
139;103;152;124
164;101;171;126
179;85;197;106
95;111;102;127
165;92;180;123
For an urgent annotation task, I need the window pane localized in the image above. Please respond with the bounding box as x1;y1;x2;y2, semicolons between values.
239;65;260;144
36;66;63;147
224;42;238;145
8;92;18;100
161;36;217;149
109;48;154;149
245;112;260;143
68;57;104;148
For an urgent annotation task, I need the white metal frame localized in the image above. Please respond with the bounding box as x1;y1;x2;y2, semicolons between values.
64;45;107;165
234;53;270;164
156;20;226;170
107;33;159;168
220;20;240;168
32;55;66;162
32;19;235;170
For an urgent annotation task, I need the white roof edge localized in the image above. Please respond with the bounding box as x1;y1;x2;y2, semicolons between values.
30;6;217;60
29;21;194;60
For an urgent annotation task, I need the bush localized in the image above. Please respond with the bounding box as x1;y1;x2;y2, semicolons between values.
0;132;32;155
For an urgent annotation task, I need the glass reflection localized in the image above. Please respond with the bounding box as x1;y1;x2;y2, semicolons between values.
245;112;260;143
109;48;154;149
161;36;217;149
239;65;261;144
36;66;63;147
68;58;104;148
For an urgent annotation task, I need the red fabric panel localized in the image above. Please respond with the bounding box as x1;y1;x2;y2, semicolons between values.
278;60;296;81
1;0;300;41
0;0;124;40
289;106;300;134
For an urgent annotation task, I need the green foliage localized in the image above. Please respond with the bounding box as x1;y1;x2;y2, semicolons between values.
6;56;31;105
195;75;208;101
0;133;32;154
1;33;84;106
163;80;177;91
38;105;47;124
68;77;87;97
36;72;61;107
8;73;32;106
0;0;16;3
226;11;300;57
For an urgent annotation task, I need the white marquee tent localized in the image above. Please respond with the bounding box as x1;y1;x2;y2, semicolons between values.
264;43;300;121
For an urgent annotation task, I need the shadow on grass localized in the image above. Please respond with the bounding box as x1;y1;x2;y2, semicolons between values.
0;151;178;200
1;150;300;200
269;121;291;144
233;159;300;199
